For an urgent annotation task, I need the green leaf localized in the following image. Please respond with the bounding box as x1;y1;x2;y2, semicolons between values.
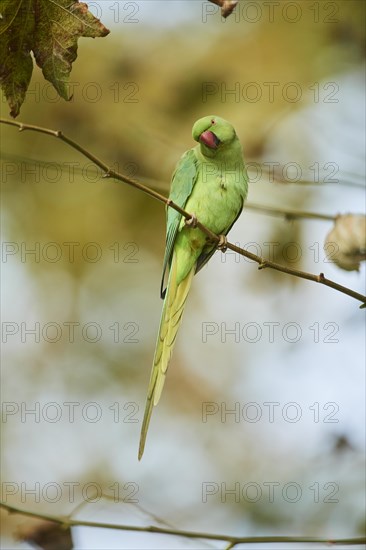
0;0;110;117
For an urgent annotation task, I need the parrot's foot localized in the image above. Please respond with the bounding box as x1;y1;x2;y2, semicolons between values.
217;235;228;252
185;213;198;228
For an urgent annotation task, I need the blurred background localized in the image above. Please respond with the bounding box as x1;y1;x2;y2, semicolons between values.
1;0;365;548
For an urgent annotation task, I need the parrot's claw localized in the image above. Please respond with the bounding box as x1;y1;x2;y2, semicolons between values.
217;235;228;252
185;214;198;228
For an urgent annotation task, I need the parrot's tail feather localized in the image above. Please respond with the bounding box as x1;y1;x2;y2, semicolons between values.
138;390;155;460
138;253;195;459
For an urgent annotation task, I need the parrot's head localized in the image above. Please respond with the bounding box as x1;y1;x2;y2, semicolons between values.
192;115;237;157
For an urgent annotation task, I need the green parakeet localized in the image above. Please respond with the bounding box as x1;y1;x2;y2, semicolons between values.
138;115;248;459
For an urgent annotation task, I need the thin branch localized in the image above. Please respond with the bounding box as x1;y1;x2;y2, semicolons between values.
1;118;365;307
253;171;365;190
247;162;365;189
228;242;366;305
0;118;165;205
1;503;365;546
0;151;339;222
245;203;336;222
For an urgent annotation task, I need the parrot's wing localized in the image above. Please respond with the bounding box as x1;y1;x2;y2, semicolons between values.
160;148;199;298
195;197;244;274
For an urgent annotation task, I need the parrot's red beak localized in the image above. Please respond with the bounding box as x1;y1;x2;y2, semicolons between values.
199;130;220;149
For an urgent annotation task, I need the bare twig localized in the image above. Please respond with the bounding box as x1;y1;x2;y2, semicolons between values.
0;151;341;222
1;502;365;546
1;118;365;307
245;203;336;222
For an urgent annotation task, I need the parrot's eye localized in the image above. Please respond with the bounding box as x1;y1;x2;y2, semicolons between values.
211;119;215;124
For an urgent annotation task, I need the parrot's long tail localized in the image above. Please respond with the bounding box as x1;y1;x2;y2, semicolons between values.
138;252;195;460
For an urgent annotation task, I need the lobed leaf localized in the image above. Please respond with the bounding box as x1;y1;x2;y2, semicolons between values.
0;0;110;117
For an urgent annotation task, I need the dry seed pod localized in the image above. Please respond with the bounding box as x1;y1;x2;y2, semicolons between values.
324;214;366;271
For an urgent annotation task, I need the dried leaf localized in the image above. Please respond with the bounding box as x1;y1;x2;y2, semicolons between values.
19;519;73;550
208;0;238;18
0;0;110;117
325;214;366;271
0;0;35;117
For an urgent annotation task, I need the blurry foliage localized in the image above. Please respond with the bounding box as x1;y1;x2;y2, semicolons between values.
2;0;365;253
1;0;365;407
0;0;365;543
1;0;365;384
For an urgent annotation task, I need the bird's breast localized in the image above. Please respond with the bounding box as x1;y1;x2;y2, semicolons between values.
183;173;243;236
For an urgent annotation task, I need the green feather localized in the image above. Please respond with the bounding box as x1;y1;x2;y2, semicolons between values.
160;148;198;298
139;115;248;459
